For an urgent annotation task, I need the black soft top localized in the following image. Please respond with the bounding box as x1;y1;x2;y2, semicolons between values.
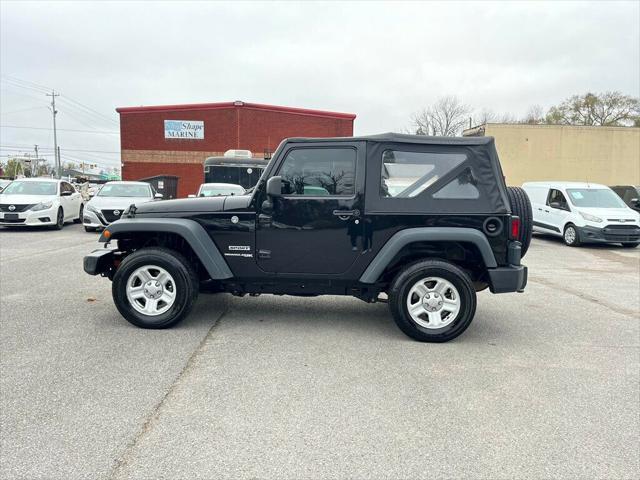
285;132;494;146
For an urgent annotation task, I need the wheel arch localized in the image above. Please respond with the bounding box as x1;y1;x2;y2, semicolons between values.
100;218;233;280
359;227;497;284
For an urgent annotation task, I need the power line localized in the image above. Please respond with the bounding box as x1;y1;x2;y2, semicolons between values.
0;106;49;116
59;95;118;126
0;125;119;134
1;75;51;93
0;144;121;154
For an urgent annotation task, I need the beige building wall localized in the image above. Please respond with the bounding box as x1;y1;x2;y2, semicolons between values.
470;124;639;186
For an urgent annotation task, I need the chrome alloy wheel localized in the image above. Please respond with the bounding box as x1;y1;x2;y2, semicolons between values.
126;265;176;316
564;226;576;244
406;276;461;329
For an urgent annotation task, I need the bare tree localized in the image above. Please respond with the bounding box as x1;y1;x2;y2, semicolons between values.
474;108;498;126
522;104;544;124
470;108;519;126
545;92;639;126
412;96;472;136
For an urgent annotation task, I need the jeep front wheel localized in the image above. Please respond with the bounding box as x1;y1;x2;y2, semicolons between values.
112;247;199;329
389;260;477;342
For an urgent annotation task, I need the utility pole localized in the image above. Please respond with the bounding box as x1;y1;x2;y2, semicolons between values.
46;90;60;178
33;144;39;176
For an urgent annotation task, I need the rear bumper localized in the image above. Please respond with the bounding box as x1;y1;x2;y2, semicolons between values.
487;265;528;294
576;225;640;244
84;249;115;276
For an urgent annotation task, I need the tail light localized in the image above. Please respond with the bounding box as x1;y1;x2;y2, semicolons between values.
510;216;521;240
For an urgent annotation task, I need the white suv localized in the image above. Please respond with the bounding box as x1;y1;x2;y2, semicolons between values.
523;181;640;248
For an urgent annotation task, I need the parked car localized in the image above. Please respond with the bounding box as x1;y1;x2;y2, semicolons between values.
610;185;640;213
0;177;84;229
0;179;12;193
83;181;161;232
523;181;640;247
189;183;246;198
84;133;531;343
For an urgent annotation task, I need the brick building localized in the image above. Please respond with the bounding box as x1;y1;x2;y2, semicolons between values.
117;101;356;197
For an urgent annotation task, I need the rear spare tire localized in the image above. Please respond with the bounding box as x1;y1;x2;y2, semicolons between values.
507;186;533;257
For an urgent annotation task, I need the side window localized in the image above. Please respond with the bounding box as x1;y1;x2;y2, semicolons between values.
278;148;356;196
380;150;466;198
547;189;568;209
432;167;480;199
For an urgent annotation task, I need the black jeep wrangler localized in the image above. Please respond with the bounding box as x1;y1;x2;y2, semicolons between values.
84;133;531;342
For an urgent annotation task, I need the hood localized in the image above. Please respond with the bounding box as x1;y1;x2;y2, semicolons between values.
88;196;153;210
577;207;640;222
0;194;56;205
135;196;227;214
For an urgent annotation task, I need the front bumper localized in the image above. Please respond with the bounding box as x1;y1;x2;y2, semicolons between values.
0;207;56;226
84;249;115;276
577;225;640;244
83;209;106;229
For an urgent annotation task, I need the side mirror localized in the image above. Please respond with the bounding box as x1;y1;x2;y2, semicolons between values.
549;201;562;209
61;190;72;196
266;176;282;197
188;194;196;198
89;192;95;198
154;193;163;199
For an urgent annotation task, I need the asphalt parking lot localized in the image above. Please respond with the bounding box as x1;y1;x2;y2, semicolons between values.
1;224;638;479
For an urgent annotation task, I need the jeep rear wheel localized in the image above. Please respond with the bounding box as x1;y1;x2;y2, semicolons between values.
507;186;533;257
389;259;477;342
112;247;199;329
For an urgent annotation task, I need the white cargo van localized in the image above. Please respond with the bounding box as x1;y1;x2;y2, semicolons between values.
522;182;640;247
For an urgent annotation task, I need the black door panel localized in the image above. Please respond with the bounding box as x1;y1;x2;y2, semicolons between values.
256;142;366;275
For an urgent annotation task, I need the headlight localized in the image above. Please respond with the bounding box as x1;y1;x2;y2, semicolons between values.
31;201;53;212
86;204;99;213
579;212;603;223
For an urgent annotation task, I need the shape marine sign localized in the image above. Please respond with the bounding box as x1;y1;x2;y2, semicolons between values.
164;120;204;139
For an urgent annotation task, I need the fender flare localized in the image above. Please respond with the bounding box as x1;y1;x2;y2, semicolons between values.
359;227;497;284
100;218;233;280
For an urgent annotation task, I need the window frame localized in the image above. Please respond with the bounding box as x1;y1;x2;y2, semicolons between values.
546;189;570;211
274;145;360;199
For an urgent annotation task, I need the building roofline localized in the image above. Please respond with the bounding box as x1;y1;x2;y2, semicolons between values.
115;101;357;120
464;123;639;133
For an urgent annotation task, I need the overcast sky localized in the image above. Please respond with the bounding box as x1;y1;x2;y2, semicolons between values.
1;0;638;171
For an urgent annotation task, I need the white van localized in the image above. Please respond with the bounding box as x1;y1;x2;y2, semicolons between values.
522;182;640;248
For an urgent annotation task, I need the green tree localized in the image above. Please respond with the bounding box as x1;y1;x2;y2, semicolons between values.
3;159;23;177
545;92;639;126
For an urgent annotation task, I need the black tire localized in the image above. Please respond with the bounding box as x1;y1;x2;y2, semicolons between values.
388;259;477;343
84;226;96;232
563;223;581;247
74;204;84;224
507;186;533;257
112;247;199;329
53;207;64;230
621;242;639;248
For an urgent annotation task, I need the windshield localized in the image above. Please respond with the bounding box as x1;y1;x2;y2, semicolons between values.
199;185;245;197
567;189;627;208
1;181;57;195
98;184;151;197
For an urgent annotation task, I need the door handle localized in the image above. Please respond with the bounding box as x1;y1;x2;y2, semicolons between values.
537;208;543;211
332;209;360;220
544;210;549;213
